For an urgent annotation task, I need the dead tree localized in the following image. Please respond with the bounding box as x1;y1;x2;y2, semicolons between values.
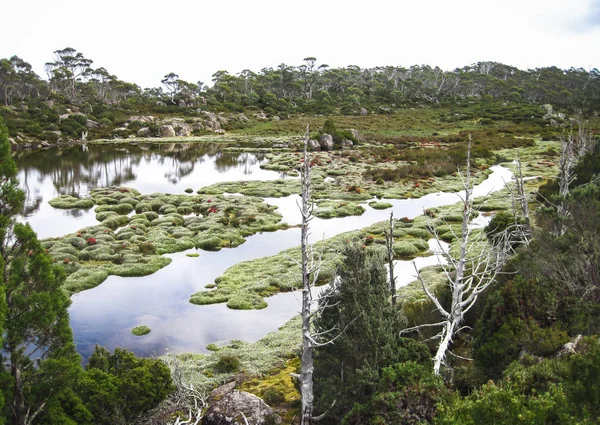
289;125;346;424
504;153;532;242
403;137;512;376
384;212;397;306
557;121;596;225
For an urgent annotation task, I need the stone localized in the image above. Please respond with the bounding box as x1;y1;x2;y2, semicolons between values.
349;129;360;141
254;111;268;120
202;390;280;425
556;334;583;358
319;134;334;151
272;115;280;121
159;125;176;138
341;139;353;148
137;127;152;137
308;140;321;151
8;138;17;146
238;114;250;122
174;123;192;137
192;122;205;131
86;119;100;129
40;141;51;148
360;107;368;116
128;115;155;123
156;101;167;107
178;100;187;108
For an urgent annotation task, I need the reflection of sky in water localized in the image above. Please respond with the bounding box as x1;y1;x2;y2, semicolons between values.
68;165;513;360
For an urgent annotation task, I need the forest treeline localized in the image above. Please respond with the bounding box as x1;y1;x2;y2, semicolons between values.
1;48;599;143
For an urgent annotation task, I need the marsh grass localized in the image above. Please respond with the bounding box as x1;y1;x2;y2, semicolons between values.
131;325;151;336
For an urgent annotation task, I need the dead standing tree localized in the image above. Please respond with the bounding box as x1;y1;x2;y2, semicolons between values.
384;212;397;307
291;124;337;425
403;137;512;376
557;121;596;228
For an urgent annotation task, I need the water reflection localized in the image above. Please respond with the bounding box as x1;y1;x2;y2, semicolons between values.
14;144;286;239
69;165;512;359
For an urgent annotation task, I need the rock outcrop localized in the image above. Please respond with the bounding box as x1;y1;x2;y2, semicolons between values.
201;382;280;425
159;125;176;138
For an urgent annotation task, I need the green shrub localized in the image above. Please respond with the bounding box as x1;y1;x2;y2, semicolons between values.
131;325;151;336
214;355;240;373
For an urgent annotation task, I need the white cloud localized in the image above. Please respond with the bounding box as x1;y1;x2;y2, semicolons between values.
2;0;598;89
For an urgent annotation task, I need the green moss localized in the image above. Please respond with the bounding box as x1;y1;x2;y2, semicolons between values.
226;293;269;310
313;201;365;219
206;343;220;351
63;267;110;292
131;325;151;336
49;195;94;209
163;315;302;393
185;188;194;193
96;211;118;222
368;201;393;210
186;253;200;258
108;255;172;277
393;241;420;257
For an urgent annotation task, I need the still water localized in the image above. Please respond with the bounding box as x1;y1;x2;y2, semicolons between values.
15;144;511;359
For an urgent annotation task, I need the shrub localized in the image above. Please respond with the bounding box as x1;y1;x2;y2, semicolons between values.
131;325;151;336
214;355;240;373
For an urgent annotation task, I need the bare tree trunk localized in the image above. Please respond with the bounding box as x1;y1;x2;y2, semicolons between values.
299;123;315;425
384;212;397;307
514;154;532;238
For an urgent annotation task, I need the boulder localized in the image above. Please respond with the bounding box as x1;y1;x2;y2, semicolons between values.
40;141;51;148
159;125;176;138
272;115;280;121
137;127;152;137
128;115;155;123
178;100;187;108
238;114;250;123
8;138;17;146
156;101;167;107
308;140;321;151
202;390;280;425
360;107;368;116
556;334;583;358
86;119;100;129
341;139;353;148
319;134;334;151
349;128;360;141
192;122;205;131
254;111;268;120
174;123;192;137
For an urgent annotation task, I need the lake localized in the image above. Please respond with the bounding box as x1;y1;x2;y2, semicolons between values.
15;143;512;359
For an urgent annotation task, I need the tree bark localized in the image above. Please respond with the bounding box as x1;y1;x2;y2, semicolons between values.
299;124;314;425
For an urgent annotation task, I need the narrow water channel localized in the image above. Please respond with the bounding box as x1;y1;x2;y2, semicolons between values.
14;144;512;359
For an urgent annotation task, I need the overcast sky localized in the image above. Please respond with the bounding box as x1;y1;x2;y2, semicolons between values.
2;0;599;89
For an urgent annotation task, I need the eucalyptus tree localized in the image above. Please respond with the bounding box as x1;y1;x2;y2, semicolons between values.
45;47;93;100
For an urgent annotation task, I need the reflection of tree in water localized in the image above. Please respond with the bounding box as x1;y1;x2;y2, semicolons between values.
14;143;214;215
214;152;263;175
157;143;205;184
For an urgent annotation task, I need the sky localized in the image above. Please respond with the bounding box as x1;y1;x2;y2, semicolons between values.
1;0;599;89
